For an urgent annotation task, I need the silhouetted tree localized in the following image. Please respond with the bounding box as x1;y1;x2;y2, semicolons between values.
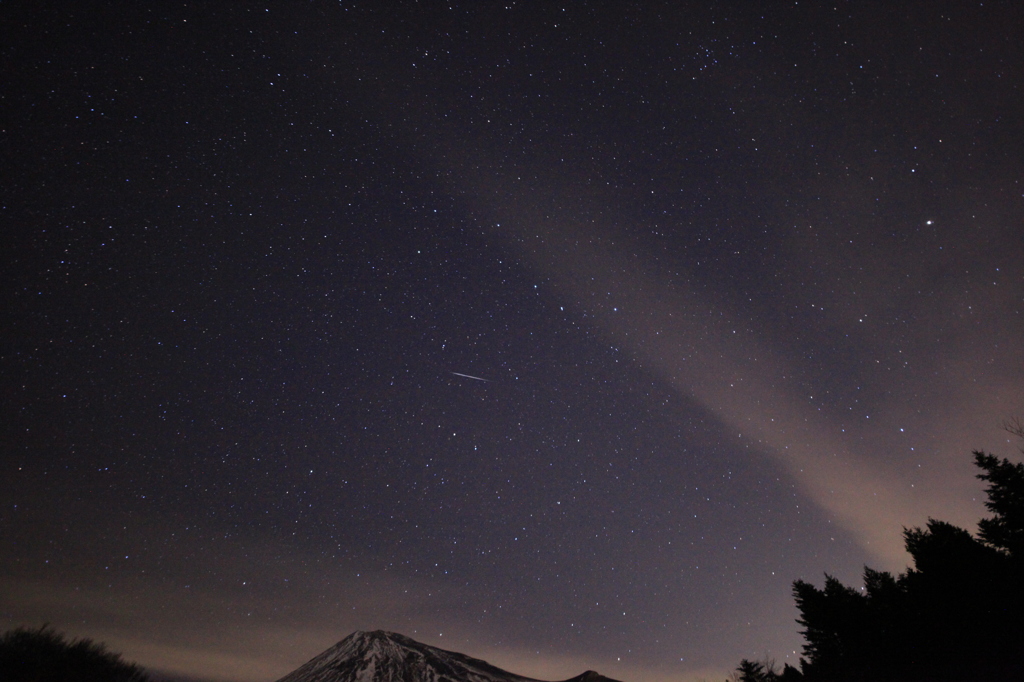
792;576;875;681
777;663;803;681
736;658;769;682
974;449;1024;558
739;445;1024;681
735;657;802;682
0;625;151;682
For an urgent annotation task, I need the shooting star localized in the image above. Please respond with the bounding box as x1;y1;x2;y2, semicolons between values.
451;372;490;382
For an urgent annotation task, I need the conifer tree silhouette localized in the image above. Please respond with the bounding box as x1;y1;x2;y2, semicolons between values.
738;441;1024;681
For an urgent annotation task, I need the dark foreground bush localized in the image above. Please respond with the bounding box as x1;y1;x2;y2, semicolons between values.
0;625;151;682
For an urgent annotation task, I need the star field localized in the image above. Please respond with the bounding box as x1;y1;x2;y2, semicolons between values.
2;3;1023;682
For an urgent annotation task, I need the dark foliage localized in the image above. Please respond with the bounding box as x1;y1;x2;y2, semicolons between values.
974;450;1024;557
737;449;1024;682
735;658;801;682
737;658;769;682
0;625;151;682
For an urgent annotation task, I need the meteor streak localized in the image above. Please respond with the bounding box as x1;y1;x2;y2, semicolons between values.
451;372;490;382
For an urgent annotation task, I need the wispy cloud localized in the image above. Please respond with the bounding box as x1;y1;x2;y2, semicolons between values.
440;153;1024;570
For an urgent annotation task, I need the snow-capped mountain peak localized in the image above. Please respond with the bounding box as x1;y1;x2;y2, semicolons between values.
275;631;621;682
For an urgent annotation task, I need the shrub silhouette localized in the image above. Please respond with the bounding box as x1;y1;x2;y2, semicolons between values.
0;625;151;682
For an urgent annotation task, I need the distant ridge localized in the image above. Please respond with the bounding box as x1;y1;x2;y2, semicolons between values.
275;630;623;682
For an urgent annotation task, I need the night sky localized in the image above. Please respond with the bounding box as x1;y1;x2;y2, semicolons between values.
3;2;1023;681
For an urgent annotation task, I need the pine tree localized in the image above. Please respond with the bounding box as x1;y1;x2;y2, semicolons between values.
974;449;1024;557
772;447;1024;681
